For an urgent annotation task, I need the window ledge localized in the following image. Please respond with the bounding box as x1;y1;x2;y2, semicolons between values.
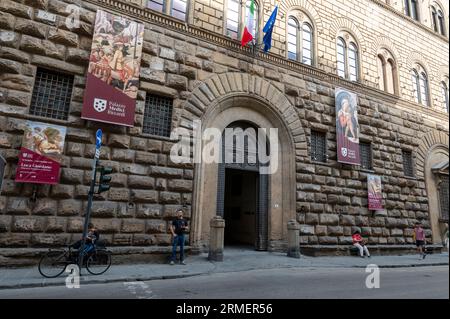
140;132;174;142
311;160;332;166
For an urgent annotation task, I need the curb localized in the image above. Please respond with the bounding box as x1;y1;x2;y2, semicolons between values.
0;262;447;290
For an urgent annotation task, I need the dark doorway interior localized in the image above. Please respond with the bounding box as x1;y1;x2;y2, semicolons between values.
224;169;258;246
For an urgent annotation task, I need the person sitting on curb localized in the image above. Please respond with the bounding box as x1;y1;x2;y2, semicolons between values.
352;230;371;258
413;221;427;260
169;209;188;265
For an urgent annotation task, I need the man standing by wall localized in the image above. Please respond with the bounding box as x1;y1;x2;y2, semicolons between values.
170;209;188;265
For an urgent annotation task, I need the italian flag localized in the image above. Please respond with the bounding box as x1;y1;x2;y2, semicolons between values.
241;0;255;46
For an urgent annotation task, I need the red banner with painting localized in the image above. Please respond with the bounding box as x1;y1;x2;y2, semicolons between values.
336;88;360;165
81;10;144;127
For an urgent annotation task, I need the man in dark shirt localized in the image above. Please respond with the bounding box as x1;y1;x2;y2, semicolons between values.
170;209;188;265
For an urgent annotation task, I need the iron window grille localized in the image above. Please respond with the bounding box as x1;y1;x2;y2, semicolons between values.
360;142;372;170
311;130;326;163
29;68;74;121
143;94;173;137
402;150;414;177
439;175;449;222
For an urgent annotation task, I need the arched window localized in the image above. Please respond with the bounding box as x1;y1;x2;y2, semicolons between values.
411;65;430;107
438;9;446;36
411;70;420;103
441;80;449;113
226;0;240;39
432;6;439;32
336;37;346;78
287;17;298;60
386;59;396;94
432;4;447;36
336;34;359;81
148;0;165;12
171;0;188;21
286;12;314;66
348;43;358;81
377;50;398;95
377;55;385;91
405;0;419;21
226;0;260;42
302;23;313;65
147;0;188;21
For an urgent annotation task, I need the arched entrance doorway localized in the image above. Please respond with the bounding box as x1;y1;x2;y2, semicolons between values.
217;121;269;251
182;73;307;254
424;145;449;244
416;130;449;244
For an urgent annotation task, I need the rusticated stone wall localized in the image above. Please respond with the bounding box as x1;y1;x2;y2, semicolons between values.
0;0;448;253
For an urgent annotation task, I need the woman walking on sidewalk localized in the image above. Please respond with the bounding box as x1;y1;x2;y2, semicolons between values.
413;221;427;260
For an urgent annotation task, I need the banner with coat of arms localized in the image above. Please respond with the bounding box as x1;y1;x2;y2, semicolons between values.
335;88;360;165
81;10;144;127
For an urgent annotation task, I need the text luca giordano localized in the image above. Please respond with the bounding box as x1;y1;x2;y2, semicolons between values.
176;303;273;317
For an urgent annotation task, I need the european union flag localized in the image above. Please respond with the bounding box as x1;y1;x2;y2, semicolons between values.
263;6;278;53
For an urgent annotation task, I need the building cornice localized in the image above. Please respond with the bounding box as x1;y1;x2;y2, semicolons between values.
85;0;449;125
369;0;449;44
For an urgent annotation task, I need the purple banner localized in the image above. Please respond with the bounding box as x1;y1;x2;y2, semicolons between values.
336;88;360;165
368;174;383;210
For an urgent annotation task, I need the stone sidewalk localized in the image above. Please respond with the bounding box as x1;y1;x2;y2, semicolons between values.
0;248;448;290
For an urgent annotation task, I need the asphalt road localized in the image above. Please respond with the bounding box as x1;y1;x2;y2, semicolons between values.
0;266;448;299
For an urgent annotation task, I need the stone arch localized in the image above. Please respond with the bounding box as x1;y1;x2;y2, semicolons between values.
437;65;449;83
179;72;306;153
279;0;324;34
329;17;368;53
180;73;306;251
404;51;432;78
370;36;400;63
416;130;449;179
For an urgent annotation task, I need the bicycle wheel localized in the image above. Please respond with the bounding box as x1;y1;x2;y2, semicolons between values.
38;250;68;278
86;250;111;275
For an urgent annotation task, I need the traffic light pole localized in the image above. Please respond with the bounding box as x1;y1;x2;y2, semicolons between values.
78;129;102;272
78;158;98;272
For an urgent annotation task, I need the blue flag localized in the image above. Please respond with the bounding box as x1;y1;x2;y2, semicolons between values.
263;6;278;53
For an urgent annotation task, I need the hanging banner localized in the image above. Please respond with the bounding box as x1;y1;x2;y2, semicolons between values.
367;174;383;210
15;121;66;185
81;9;144;127
336;88;360;165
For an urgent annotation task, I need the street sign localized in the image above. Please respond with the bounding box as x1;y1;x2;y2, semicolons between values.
95;129;102;159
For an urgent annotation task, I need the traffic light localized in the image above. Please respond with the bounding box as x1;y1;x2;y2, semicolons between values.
97;166;112;194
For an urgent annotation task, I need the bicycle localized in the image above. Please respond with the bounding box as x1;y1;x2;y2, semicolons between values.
38;244;112;278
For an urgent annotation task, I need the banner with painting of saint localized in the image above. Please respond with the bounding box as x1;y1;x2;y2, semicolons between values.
335;88;360;165
368;174;383;210
15;121;66;185
81;10;144;127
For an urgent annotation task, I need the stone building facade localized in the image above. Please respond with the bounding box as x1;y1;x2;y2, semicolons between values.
0;0;448;260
